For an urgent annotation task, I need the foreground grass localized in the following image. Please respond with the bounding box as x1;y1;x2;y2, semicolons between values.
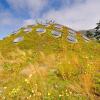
0;24;100;100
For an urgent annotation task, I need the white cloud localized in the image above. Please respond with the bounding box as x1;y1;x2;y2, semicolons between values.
43;0;100;30
23;19;36;26
6;0;48;17
0;0;48;38
0;10;23;38
0;11;19;26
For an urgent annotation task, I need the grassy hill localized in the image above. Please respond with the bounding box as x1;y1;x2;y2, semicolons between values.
0;23;100;100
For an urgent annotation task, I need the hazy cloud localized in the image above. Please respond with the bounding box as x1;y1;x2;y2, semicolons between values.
23;19;36;26
0;9;22;38
6;0;48;17
43;0;100;30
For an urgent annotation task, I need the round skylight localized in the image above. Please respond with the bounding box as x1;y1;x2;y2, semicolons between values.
13;37;24;43
51;30;62;38
54;24;63;30
36;28;46;34
67;36;78;43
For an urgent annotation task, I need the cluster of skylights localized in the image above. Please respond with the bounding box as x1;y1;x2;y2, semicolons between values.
12;22;80;43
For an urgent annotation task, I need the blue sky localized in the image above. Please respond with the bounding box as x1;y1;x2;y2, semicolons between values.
0;0;100;39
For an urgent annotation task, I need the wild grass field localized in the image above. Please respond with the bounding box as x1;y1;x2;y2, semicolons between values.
0;24;100;100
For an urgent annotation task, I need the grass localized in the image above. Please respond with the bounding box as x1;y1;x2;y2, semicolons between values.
0;23;100;100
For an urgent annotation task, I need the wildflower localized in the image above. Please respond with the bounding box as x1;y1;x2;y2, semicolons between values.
9;87;20;97
65;89;68;92
2;96;6;100
66;93;69;96
29;95;32;98
33;93;36;96
59;94;63;97
54;84;58;88
85;56;88;59
29;74;32;78
35;84;37;86
25;79;30;84
48;92;51;96
32;90;34;93
4;87;7;89
84;71;87;74
69;91;72;95
87;63;90;66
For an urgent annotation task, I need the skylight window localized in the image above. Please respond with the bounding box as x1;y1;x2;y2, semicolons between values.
24;28;32;33
13;37;24;43
67;36;78;43
51;30;62;38
36;28;46;34
54;24;63;30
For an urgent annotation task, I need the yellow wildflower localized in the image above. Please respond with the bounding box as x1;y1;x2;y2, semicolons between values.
48;92;51;96
25;79;30;84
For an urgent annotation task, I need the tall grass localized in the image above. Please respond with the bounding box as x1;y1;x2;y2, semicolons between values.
0;25;100;100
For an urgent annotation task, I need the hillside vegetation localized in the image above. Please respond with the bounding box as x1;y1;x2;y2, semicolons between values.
0;23;100;100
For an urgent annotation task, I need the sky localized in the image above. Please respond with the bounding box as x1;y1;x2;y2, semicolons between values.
0;0;100;39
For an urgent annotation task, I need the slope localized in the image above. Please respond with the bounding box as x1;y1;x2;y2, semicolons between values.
0;23;100;100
